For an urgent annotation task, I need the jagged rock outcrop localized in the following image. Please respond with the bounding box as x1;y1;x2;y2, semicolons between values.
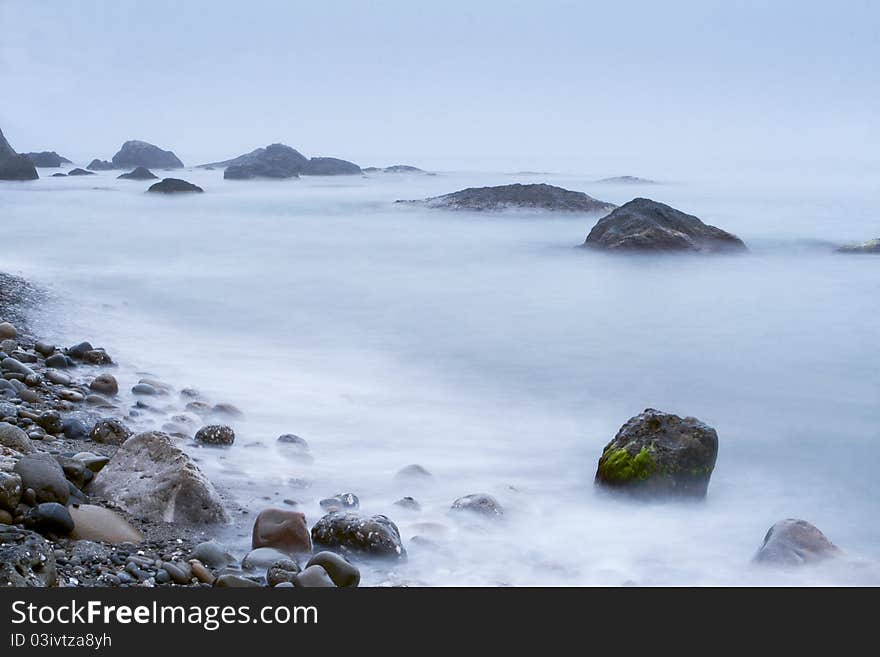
220;144;308;180
583;198;747;252
87;159;114;171
402;183;614;213
0;128;39;181
111;140;183;169
23;151;71;168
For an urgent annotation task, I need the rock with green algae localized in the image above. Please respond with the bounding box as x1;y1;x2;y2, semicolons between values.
595;408;718;498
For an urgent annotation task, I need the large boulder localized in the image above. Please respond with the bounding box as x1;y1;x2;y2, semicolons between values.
302;157;361;176
117;166;158;180
837;238;880;254
594;408;719;498
87;159;114;171
583;198;746;252
0;127;39;181
147;178;203;194
404;183;615;213
89;431;229;524
111;140;183;169
220;143;308;180
0;526;56;587
753;519;840;566
311;512;406;559
23;151;71;168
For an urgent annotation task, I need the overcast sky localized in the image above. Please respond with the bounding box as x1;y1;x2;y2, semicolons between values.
1;0;877;171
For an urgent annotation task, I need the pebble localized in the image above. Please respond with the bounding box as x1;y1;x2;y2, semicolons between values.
89;373;119;396
451;493;504;517
266;559;301;586
0;323;17;339
67;342;93;359
212;403;242;417
251;508;312;555
61;418;90;441
45;354;69;369
320;492;359;511
306;551;360;588
188;559;215;584
59;389;84;403
242;547;290;570
34;341;55;357
155;569;171;584
14;453;69;504
190;541;234;568
215;574;262;588
0;472;22;511
24;502;75;535
294;565;336;588
161;562;192;585
131;383;157;396
90;418;132;445
394;496;421;511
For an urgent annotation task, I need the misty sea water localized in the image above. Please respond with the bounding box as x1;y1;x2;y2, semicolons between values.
1;164;878;585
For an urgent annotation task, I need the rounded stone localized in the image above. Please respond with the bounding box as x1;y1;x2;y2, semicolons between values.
35;410;63;434
0;421;35;454
0;471;23;511
214;574;262;588
266;558;301;586
45;354;69;369
0;323;17;340
131;383;157;396
190;541;234;568
306;551;360;587
294;565;335;588
69;504;144;544
311;512;406;559
194;424;235;447
394;464;433;481
89;373;119;396
90;418;132;445
451;493;503;517
61;418;90;441
241;547;289;570
394;496;421;511
251;507;311;555
753;519;840;567
277;434;309;451
13;453;69;504
594;408;719;499
24;502;75;536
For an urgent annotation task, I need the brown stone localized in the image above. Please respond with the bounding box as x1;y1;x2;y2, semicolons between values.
252;507;311;555
69;504;144;544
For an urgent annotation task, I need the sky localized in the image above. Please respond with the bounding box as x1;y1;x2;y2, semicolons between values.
1;0;878;172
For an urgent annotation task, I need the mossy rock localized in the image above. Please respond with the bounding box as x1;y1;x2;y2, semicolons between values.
594;408;718;498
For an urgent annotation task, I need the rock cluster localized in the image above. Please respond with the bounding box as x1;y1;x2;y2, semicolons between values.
23;151;71;168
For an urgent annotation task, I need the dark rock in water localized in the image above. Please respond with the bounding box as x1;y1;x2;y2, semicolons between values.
252;507;311;555
67;341;94;359
147;178;203;194
837;238;880;254
23;151;71;168
90;418;132;445
383;164;424;173
112;140;183;169
311;512;406;559
117;166;158;180
0;526;56;586
45;353;70;368
0;128;39;180
594;408;719;498
583;198;746;252
753;519;840;566
87;159;114;171
89;373;118;395
394;464;432;481
277;433;309;451
195;424;234;446
405;183;615;213
451;493;503;516
14;453;70;504
596;175;656;184
302;157;361;176
67;168;96;176
51;172;67;177
61;418;89;441
394;496;421;511
221;144;308;180
24;502;74;536
319;492;359;512
306;551;360;587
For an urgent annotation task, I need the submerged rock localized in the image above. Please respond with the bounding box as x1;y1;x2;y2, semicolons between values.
595;175;656;184
23;151;71;168
0;128;39;181
89;431;229;524
87;159;114;171
311;512;406;559
836;238;880;254
451;493;503;516
112;140;183;169
753;519;840;567
0;526;56;586
194;424;234;446
117;166;158;180
382;164;424;173
404;183;615;213
147;178;203;194
583;198;746;252
67;168;96;176
594;408;719;498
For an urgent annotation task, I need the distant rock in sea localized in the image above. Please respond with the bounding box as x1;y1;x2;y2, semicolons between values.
67;168;96;176
147;178;203;194
112;140;184;169
23;151;71;168
596;175;656;185
401;183;615;213
87;159;114;171
583;198;746;252
51;172;67;177
117;166;158;180
366;164;425;174
836;238;879;254
302;157;361;176
0;128;39;181
219;144;308;180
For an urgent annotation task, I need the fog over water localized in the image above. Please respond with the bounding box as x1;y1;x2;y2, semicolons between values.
1;166;878;585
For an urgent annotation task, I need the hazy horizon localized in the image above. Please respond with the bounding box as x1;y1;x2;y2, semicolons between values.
2;0;878;173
